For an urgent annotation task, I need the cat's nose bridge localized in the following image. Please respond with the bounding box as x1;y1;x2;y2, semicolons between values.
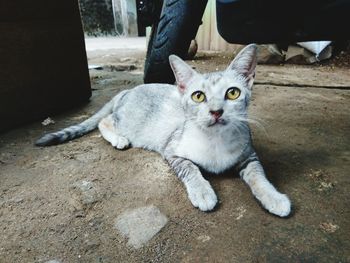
208;98;224;112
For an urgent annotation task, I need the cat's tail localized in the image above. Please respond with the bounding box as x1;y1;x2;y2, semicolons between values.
35;90;128;146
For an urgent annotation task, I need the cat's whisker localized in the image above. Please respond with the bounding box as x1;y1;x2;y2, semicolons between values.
224;113;269;138
236;113;268;127
243;118;269;138
233;126;244;137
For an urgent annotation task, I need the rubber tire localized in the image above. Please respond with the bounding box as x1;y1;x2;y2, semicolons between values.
144;0;208;84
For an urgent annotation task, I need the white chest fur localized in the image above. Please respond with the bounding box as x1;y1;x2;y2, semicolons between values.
174;125;249;174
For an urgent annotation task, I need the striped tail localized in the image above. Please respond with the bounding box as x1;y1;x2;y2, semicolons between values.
35;91;127;146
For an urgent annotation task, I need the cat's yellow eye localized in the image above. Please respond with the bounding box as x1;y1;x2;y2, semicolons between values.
225;87;241;100
191;91;206;103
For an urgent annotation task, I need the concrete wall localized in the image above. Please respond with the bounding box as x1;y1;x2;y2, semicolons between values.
79;0;138;36
79;0;115;35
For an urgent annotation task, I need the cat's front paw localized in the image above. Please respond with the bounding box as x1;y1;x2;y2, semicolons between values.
262;192;291;217
187;181;218;212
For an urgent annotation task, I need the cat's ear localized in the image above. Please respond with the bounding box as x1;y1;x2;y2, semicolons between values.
169;55;198;93
226;44;258;89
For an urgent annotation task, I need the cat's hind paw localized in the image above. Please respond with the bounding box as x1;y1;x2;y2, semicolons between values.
262;192;291;217
187;181;218;212
112;136;130;150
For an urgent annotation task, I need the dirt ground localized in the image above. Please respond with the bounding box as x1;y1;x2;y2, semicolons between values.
0;43;349;263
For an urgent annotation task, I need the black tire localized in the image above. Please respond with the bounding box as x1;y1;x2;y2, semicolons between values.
144;0;208;84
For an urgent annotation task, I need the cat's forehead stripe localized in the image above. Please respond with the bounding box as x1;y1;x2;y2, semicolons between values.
203;72;224;86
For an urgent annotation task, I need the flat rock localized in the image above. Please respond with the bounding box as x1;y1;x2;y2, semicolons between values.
71;180;101;207
115;205;168;249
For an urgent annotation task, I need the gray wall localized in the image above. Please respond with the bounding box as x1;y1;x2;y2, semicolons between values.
79;0;138;36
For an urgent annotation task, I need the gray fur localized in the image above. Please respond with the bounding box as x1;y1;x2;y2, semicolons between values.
36;44;291;216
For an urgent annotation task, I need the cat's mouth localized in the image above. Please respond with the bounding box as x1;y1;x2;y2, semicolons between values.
208;118;226;127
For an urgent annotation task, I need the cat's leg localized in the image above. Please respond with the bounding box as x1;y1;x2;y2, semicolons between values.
98;115;130;149
238;152;291;217
166;156;218;211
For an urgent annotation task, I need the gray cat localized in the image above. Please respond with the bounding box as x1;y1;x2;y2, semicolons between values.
36;44;291;217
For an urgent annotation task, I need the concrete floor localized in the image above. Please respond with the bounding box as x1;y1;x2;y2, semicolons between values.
0;40;349;262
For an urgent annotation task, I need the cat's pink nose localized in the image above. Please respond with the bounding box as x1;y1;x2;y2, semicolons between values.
210;109;224;119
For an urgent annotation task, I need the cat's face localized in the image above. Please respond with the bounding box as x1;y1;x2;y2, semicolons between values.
169;44;257;132
179;71;251;131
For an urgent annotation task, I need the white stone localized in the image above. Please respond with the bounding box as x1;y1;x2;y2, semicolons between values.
115;205;168;249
